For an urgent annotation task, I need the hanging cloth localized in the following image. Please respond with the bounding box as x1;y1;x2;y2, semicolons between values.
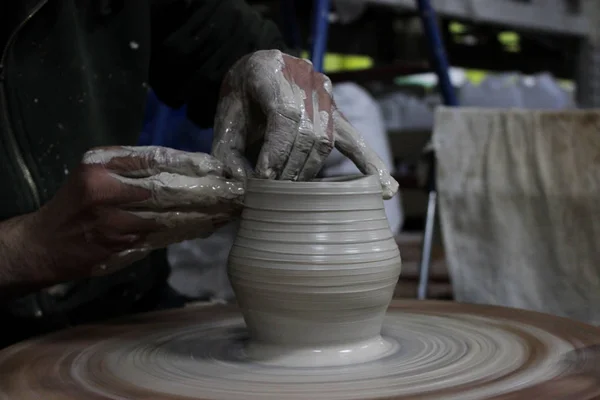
434;107;600;324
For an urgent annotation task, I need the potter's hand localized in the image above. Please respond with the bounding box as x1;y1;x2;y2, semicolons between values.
211;49;398;199
31;146;243;280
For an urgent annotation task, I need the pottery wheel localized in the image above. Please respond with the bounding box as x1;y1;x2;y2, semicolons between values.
2;300;600;399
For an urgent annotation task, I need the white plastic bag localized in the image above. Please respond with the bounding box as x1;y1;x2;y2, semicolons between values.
459;72;574;110
324;82;404;234
167;221;238;301
377;92;434;132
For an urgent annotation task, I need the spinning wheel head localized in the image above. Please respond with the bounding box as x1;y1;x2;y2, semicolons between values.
1;300;600;399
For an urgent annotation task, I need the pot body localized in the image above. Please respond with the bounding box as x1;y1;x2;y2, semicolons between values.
228;175;402;357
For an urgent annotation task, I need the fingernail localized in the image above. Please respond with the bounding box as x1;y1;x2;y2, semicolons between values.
255;168;277;180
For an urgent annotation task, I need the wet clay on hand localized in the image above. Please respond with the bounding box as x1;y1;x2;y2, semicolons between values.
37;146;244;280
211;49;398;199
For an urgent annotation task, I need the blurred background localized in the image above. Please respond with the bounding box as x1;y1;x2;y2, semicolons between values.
144;0;600;325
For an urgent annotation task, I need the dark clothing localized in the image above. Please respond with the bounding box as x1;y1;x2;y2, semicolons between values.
0;0;285;345
0;250;191;348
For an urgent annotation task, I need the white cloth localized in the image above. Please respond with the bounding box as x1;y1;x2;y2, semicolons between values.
167;221;238;300
434;107;600;324
324;82;404;234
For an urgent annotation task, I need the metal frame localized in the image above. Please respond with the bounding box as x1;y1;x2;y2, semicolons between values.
310;0;332;72
413;0;457;300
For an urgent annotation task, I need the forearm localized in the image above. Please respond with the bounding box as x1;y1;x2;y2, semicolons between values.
149;0;287;127
0;214;52;300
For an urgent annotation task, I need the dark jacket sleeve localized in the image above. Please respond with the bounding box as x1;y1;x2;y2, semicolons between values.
148;0;287;128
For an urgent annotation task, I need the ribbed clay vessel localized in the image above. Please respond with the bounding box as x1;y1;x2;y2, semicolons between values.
228;175;402;367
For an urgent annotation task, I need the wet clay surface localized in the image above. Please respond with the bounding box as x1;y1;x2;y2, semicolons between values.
1;300;599;399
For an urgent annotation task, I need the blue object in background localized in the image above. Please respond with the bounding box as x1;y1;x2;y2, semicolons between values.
414;0;457;300
139;90;214;153
310;0;330;72
415;0;458;107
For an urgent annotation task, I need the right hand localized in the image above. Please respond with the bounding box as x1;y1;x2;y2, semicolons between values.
28;146;244;283
212;50;399;199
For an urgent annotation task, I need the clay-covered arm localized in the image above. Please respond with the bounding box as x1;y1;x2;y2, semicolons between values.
148;0;287;128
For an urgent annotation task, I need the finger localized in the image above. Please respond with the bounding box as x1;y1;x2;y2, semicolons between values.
279;129;314;181
294;76;335;181
211;94;251;181
128;210;238;230
115;174;245;210
141;214;234;248
92;248;152;277
332;109;399;199
280;116;332;181
83;226;142;251
94;207;163;234
245;52;302;179
83;147;229;178
84;208;158;246
71;164;152;207
255;108;300;179
295;127;334;181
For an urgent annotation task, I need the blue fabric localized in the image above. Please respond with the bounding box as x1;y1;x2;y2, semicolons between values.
139;90;214;153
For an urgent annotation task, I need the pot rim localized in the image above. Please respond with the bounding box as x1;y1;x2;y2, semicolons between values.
246;174;379;190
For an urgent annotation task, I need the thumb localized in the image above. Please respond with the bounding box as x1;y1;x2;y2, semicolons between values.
211;94;251;181
332;110;399;199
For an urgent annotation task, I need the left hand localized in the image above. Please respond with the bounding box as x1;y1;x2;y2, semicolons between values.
36;146;243;279
211;50;398;199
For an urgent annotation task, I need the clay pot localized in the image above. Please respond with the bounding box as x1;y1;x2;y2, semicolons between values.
228;175;402;367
